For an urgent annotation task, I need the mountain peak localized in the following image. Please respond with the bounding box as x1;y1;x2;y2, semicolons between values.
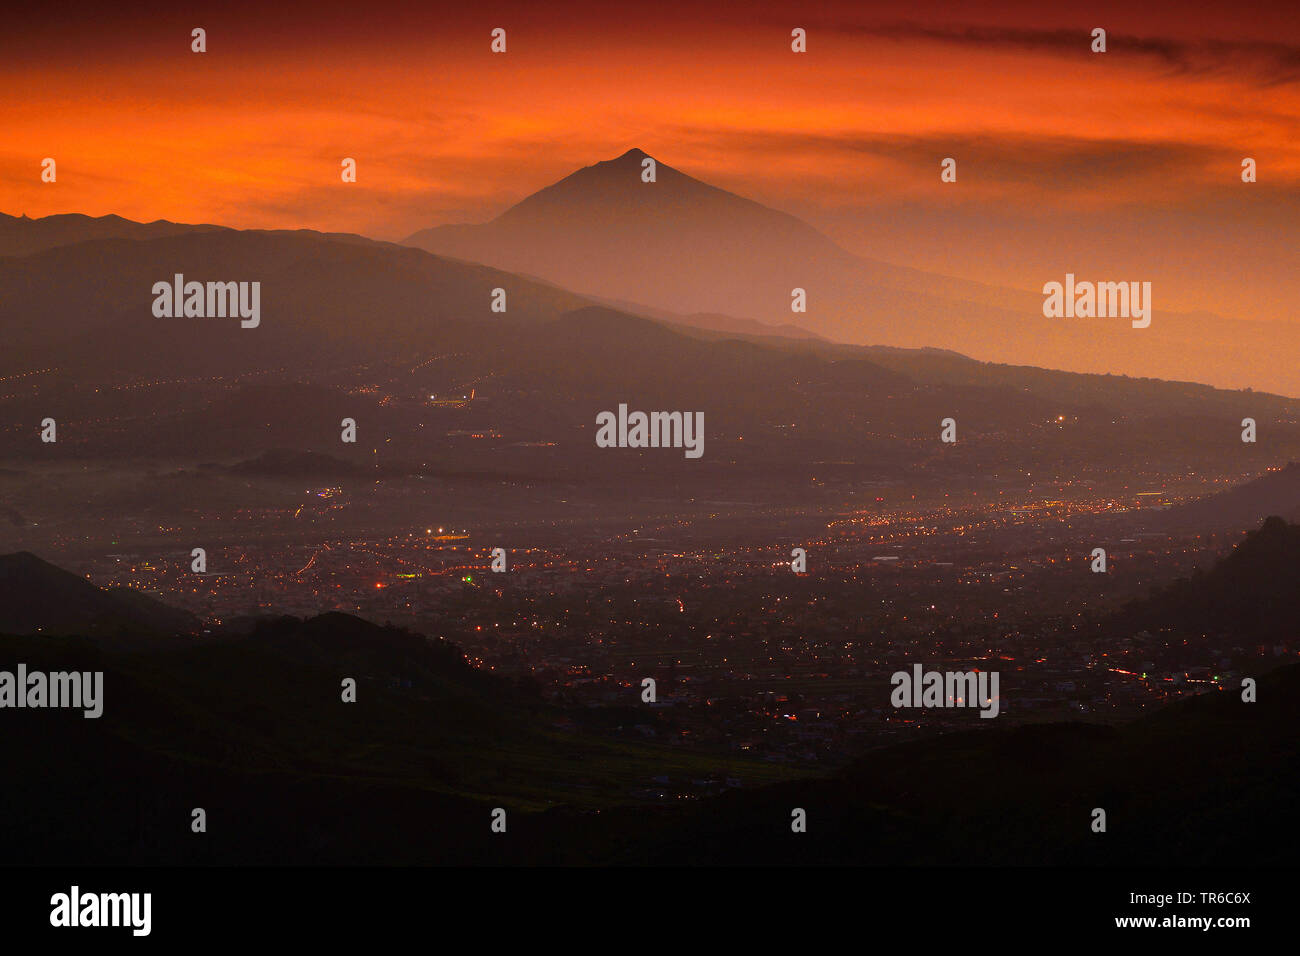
401;146;849;320
586;147;670;180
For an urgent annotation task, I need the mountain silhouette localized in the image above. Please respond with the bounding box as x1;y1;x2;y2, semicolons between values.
0;551;199;637
404;149;1300;395
1115;515;1300;642
1151;462;1300;531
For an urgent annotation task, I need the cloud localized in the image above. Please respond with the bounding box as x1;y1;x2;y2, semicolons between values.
817;21;1300;86
668;126;1233;189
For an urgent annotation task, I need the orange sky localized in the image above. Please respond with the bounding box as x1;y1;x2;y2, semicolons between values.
2;0;1298;322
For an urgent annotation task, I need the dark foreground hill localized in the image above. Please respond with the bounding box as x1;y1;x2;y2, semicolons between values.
0;551;199;637
1148;461;1300;532
0;609;795;865
1112;514;1300;643
594;518;1300;864
2;617;1292;865
582;662;1299;865
0;572;1295;864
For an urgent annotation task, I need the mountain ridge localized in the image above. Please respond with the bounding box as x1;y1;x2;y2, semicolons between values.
403;148;1300;394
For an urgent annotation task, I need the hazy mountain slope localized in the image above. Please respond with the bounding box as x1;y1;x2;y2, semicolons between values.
3;296;1298;483
0;229;594;378
1;222;1297;479
1148;462;1300;531
405;149;1300;395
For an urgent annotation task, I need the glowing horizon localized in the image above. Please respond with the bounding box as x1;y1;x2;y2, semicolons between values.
3;0;1297;323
